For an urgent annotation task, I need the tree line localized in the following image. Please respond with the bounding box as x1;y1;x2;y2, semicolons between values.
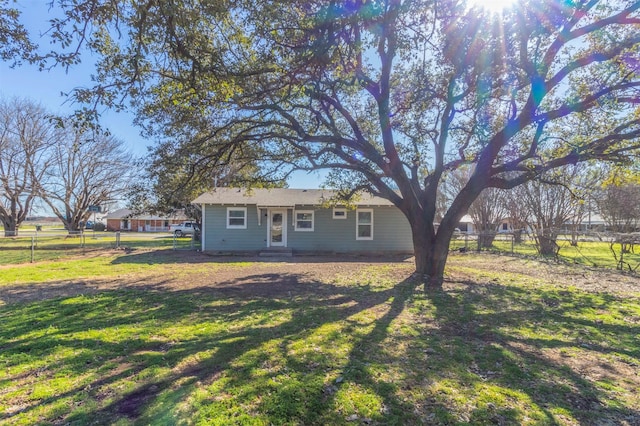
0;98;132;236
442;164;640;257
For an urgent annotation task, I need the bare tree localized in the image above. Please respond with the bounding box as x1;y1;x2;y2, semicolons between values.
519;167;586;256
503;188;530;244
445;167;507;248
596;183;640;233
0;98;57;236
39;128;133;233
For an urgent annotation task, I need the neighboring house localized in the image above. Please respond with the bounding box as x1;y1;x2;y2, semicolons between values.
104;208;188;232
457;215;475;234
456;215;516;234
192;188;413;254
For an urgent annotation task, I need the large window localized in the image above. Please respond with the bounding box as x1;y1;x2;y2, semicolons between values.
227;207;247;229
294;210;314;231
356;209;373;240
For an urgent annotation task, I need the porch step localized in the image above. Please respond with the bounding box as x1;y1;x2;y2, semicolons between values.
259;248;293;257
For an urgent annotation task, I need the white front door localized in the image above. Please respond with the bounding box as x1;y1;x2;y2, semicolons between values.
269;209;287;247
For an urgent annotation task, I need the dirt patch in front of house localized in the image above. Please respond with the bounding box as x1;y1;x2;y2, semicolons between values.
2;249;639;424
1;250;638;305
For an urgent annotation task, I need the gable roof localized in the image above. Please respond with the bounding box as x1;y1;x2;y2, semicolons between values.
192;188;395;207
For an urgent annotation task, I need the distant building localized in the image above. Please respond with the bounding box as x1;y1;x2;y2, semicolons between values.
104;208;187;232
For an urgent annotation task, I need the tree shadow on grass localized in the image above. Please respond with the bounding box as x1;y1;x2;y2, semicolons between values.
0;270;418;425
422;280;640;424
1;268;639;425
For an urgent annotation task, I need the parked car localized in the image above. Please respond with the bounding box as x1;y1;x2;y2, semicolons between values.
169;221;199;237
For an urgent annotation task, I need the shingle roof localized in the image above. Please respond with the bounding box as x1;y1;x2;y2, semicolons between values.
192;188;395;206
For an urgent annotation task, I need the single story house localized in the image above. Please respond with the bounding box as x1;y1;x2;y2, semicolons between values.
192;188;413;254
104;208;188;232
456;215;516;234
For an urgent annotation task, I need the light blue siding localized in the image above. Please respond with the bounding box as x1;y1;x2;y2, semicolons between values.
203;205;266;251
202;204;413;253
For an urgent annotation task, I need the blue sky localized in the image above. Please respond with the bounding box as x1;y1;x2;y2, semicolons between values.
0;1;322;188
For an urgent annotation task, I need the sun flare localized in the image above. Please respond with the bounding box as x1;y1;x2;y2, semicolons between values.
467;0;517;14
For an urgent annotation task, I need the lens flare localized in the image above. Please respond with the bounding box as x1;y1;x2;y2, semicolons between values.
468;0;517;14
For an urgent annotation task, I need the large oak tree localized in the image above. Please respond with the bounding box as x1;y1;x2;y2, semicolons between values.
29;0;640;287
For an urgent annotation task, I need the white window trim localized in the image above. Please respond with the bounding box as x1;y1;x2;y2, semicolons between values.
294;210;314;231
356;209;374;240
226;207;247;229
201;204;206;250
333;207;347;219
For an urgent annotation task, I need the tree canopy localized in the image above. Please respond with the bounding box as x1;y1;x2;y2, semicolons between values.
11;0;640;286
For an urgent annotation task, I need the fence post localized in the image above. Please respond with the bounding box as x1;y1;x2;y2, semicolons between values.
511;234;515;253
31;236;35;263
115;231;120;248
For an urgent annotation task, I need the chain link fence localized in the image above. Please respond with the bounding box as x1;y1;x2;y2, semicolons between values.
450;230;640;272
0;230;200;265
2;228;638;273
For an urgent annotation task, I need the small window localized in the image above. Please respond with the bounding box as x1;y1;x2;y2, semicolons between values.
356;209;373;240
227;207;247;229
295;210;314;231
333;208;347;219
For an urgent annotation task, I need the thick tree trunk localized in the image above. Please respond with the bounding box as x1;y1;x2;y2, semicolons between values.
513;229;523;244
478;232;496;249
536;232;559;256
2;220;18;237
412;227;450;291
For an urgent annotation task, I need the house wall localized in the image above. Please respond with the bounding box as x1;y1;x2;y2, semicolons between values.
203;204;266;251
202;204;413;253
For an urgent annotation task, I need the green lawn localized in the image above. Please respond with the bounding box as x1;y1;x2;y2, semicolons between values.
450;235;640;271
3;231;637;273
0;231;199;265
0;250;638;425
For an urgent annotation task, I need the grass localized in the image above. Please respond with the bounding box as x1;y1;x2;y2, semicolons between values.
0;250;639;425
3;231;638;274
451;235;640;271
0;231;198;265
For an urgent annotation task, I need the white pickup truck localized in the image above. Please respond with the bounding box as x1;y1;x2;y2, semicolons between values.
169;221;199;237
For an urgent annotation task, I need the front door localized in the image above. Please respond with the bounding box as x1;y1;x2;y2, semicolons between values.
269;209;286;247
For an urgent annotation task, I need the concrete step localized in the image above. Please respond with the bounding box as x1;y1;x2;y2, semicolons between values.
259;248;293;257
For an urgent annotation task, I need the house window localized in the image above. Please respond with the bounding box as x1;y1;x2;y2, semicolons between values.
333;208;347;219
356;209;373;240
227;207;247;229
295;210;314;231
